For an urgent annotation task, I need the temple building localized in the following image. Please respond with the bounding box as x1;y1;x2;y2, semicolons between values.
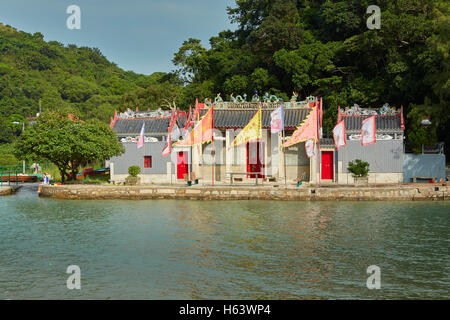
107;97;446;186
108;97;323;185
181;100;316;185
108;108;187;184
333;105;406;184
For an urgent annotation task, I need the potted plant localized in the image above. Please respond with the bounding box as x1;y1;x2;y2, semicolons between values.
125;165;141;185
347;159;370;185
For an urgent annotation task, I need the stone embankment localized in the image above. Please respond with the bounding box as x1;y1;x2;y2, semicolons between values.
39;184;449;201
0;186;12;196
0;186;21;196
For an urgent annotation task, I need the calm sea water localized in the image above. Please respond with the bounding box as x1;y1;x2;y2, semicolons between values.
0;184;448;300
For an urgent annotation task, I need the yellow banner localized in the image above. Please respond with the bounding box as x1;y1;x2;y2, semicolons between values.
232;108;261;147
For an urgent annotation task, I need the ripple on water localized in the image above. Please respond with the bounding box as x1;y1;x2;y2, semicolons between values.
0;189;449;299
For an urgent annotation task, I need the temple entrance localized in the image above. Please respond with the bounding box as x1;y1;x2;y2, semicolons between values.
177;152;188;180
321;151;334;180
246;141;264;178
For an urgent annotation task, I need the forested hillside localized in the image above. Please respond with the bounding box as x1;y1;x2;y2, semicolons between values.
0;0;449;157
0;23;181;144
173;0;449;154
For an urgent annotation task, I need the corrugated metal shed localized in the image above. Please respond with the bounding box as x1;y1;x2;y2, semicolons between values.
199;108;312;129
343;115;402;133
403;154;446;182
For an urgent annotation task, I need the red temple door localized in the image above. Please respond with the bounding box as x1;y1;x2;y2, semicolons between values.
247;141;264;178
177;152;188;180
321;151;334;180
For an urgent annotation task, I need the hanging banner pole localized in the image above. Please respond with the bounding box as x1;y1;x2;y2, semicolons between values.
318;139;321;187
346;145;349;185
212;135;215;187
283;130;287;187
374;142;377;185
211;107;215;188
201;145;204;187
270;105;285;187
261;126;264;187
189;145;192;183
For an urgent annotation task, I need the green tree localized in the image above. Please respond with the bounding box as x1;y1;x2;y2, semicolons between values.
59;77;102;103
13;112;124;182
172;0;449;157
172;38;209;83
0;117;15;143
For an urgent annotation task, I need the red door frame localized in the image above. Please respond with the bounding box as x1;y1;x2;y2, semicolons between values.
321;151;334;180
177;151;188;180
246;141;265;178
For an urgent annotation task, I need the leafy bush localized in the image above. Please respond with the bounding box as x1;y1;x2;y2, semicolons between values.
347;159;370;178
128;165;140;177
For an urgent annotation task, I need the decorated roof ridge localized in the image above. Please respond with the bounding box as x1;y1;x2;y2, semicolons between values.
198;94;319;110
109;108;187;129
114;112;188;120
337;104;405;131
206;106;313;111
203;93;317;103
338;104;401;116
340;113;402;117
115;115;173;120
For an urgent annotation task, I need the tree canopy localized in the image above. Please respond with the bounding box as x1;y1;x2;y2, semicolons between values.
1;1;449;157
0;23;184;145
172;0;449;155
13;112;124;182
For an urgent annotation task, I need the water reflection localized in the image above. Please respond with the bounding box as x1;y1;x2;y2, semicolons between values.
0;189;449;299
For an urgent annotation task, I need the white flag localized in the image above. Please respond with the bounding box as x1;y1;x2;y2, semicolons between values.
305;139;316;158
171;123;181;142
361;116;376;146
270;106;284;134
137;122;145;149
333;120;347;149
162;132;171;157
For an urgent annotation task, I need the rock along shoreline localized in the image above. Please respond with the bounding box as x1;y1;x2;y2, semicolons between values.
0;186;21;196
39;184;449;201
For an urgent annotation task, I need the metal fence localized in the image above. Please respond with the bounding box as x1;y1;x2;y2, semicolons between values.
0;166;19;187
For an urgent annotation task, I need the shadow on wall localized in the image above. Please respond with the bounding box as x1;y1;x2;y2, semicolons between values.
403;154;446;182
390;146;402;160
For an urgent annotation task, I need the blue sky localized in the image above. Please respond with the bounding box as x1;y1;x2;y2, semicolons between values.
0;0;235;75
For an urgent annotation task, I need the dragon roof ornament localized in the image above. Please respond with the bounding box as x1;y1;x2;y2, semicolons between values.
341;103;399;116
